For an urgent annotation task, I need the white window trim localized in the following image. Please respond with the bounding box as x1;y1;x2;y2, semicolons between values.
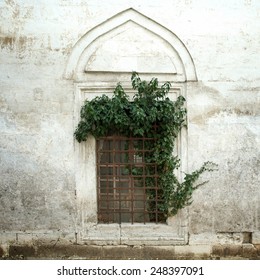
74;82;189;245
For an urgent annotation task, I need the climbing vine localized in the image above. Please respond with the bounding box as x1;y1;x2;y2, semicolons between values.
74;72;217;217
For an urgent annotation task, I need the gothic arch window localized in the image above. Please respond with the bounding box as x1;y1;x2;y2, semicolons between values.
65;8;197;245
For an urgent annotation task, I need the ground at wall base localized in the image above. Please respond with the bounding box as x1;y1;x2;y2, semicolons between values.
1;244;260;260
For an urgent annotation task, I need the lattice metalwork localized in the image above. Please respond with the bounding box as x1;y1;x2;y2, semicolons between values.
96;135;166;224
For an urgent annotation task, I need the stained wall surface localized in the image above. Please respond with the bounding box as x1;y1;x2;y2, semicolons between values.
0;0;259;250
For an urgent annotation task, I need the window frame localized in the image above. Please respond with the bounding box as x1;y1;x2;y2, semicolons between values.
74;82;188;245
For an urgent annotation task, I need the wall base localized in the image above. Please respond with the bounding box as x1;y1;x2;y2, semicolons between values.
1;244;260;260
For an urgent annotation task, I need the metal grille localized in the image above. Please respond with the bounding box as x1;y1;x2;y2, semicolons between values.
96;135;166;224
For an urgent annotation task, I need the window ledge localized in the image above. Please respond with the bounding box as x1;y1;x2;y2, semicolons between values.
82;223;188;245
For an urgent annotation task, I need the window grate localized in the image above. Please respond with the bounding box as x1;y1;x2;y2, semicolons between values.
96;134;166;224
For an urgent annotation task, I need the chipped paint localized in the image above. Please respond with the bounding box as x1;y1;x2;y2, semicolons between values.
0;0;259;252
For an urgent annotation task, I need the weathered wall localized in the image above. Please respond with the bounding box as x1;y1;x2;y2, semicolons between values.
0;0;259;257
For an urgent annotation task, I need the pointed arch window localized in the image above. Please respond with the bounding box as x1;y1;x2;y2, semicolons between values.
66;8;197;245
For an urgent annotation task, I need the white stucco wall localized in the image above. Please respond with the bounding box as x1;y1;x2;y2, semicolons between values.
0;0;259;248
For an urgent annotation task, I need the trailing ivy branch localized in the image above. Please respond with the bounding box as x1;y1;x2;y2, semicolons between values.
74;72;217;218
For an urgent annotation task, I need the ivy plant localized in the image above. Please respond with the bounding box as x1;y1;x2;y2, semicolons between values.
74;72;217;218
